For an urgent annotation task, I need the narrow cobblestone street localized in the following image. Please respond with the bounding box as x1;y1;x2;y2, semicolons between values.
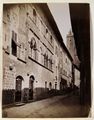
3;94;88;118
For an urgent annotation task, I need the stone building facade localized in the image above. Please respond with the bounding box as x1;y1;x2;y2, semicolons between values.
2;3;78;105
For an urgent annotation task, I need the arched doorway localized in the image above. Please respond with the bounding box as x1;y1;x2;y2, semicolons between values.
15;76;23;102
60;78;67;91
49;82;52;90
29;75;35;100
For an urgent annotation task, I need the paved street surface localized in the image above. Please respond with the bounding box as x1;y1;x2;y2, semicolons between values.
3;94;88;118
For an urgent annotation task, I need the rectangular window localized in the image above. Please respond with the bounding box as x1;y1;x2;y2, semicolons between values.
11;31;17;57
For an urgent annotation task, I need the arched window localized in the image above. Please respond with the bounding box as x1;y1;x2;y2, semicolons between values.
30;37;37;60
40;47;43;64
44;51;48;68
44;53;46;66
46;54;48;67
30;75;35;81
19;42;26;61
33;41;37;50
49;55;53;70
34;41;38;60
46;28;49;39
30;37;36;49
33;9;37;24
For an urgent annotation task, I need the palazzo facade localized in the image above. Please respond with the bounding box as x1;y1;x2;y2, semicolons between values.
2;3;80;105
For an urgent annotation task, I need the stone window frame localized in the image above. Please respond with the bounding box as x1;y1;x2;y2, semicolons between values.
49;55;53;70
40;47;43;64
19;42;26;62
50;35;53;43
44;51;48;68
3;25;10;54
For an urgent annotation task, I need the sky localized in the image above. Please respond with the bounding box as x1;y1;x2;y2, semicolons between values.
48;3;72;45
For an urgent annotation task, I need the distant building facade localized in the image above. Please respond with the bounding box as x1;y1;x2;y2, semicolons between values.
74;67;80;88
66;30;80;89
2;3;79;105
66;30;80;67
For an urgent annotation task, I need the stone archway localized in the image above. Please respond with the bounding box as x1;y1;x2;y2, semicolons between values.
15;75;24;102
29;75;35;100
